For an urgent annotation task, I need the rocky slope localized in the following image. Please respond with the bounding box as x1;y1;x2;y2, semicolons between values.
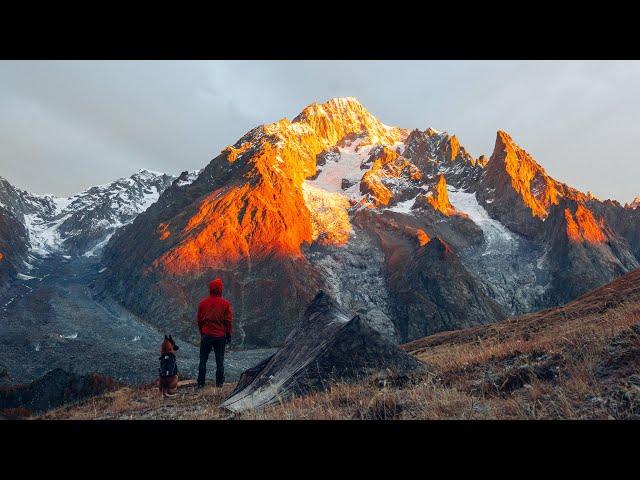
590;197;640;262
475;131;638;305
0;177;50;300
0;206;28;300
97;97;640;347
0;369;120;417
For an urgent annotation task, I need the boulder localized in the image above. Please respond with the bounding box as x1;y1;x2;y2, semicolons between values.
221;291;424;412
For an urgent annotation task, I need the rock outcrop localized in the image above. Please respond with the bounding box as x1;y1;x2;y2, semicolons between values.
543;199;639;304
386;237;505;340
419;174;456;216
625;196;640;210
591;198;640;262
359;146;422;207
221;292;424;412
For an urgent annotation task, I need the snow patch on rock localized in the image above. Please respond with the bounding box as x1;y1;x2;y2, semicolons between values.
308;138;373;200
176;169;202;187
386;197;417;214
447;187;515;255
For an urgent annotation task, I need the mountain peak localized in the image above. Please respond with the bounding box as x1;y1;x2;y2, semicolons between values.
495;130;515;146
425;127;443;137
291;97;405;148
486;130;563;220
626;196;640;209
135;168;164;176
130;169;170;183
299;96;364;112
424;175;455;216
486;130;593;223
293;97;367;122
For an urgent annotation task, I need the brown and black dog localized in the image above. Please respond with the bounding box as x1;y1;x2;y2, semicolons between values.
159;335;179;397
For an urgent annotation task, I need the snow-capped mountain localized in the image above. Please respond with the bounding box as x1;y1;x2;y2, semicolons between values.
99;97;640;347
0;170;175;259
0;177;60;224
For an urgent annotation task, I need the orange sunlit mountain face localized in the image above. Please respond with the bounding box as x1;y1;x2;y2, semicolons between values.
489;130;610;244
153;98;407;274
424;174;456;216
147;98;620;277
492;130;590;220
155;179;313;274
564;204;607;244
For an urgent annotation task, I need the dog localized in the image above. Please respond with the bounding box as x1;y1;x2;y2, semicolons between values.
159;335;180;397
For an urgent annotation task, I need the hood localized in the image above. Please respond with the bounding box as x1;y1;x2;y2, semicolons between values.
209;278;223;296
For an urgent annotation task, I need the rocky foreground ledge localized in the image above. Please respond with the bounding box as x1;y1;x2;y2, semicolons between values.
222;291;424;412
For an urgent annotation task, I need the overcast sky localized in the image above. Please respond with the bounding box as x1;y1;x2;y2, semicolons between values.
1;60;638;203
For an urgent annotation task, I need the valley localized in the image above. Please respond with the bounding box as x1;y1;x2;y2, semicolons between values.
0;168;275;387
0;253;274;385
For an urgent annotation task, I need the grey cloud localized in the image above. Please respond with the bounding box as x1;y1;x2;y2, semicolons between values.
0;60;638;202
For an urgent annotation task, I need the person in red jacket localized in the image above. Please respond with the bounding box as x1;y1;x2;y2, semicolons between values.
196;278;232;388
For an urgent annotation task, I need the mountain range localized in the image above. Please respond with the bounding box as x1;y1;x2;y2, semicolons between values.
0;169;175;258
0;170;174;302
1;97;639;350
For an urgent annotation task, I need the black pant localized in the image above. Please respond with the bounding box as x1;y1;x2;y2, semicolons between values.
198;335;226;386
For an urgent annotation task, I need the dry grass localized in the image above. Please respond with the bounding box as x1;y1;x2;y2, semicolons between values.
245;299;640;419
40;383;236;420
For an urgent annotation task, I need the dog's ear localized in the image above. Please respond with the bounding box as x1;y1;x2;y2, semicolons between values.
164;335;168;340
168;335;173;341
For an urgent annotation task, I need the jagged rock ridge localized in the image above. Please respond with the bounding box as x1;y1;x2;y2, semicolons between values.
0;170;174;259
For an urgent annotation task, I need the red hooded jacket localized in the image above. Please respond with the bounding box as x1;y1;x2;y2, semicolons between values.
197;278;233;338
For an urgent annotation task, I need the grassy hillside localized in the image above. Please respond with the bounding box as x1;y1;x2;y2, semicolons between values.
37;269;640;420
